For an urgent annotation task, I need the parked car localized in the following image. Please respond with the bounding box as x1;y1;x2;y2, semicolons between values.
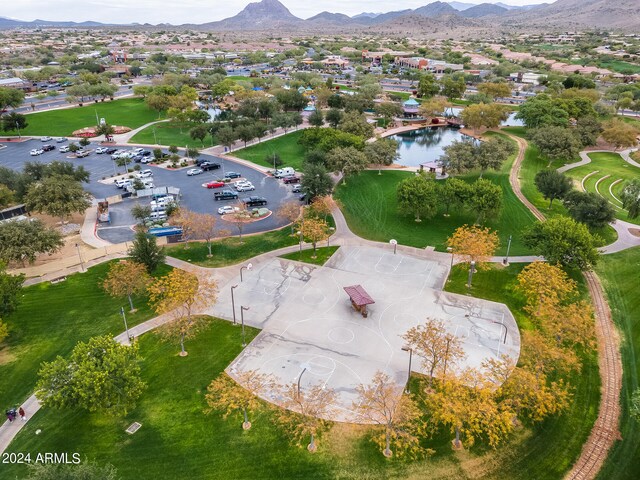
217;205;239;215
76;150;90;158
115;179;132;189
150;196;174;208
140;157;153;164
40;136;52;142
145;211;167;222
224;171;242;179
141;150;152;157
132;147;145;154
299;193;308;203
274;167;295;178
135;169;153;179
55;137;67;143
59;145;70;153
29;149;43;156
213;190;239;201
131;154;144;163
234;181;255;192
105;147;117;154
243;196;267;207
291;184;302;193
200;161;221;171
95;147;108;154
41;144;55;152
283;175;300;184
187;168;203;176
206;180;226;189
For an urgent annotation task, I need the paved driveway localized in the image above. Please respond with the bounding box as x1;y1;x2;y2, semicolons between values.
0;140;294;242
210;245;521;423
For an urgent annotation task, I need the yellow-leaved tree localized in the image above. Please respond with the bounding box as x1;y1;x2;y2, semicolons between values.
299;217;330;258
514;261;577;316
446;224;499;269
102;260;151;312
148;269;217;356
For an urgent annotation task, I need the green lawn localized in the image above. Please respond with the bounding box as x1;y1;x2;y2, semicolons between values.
0;260;171;406
335;134;538;255
129;121;217;148
561;152;640;225
598;60;640;75
280;246;339;266
595;247;640;479
165;227;298;267
20;98;162;137
230;130;306;170
502;127;618;245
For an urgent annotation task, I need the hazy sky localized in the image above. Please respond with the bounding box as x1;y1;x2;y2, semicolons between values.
3;1;541;24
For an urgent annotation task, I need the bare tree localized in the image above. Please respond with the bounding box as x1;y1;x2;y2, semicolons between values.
277;201;301;234
226;202;252;241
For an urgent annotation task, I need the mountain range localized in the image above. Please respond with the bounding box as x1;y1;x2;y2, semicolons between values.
0;0;637;31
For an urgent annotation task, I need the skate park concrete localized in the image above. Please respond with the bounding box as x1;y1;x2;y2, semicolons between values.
208;245;520;423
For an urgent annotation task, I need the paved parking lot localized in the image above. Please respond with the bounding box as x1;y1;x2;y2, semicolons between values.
0;139;295;242
212;245;521;423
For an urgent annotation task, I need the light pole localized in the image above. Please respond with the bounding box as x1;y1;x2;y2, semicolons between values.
240;262;253;282
327;227;335;246
120;306;131;345
467;260;476;289
74;243;84;271
447;246;454;270
401;346;413;394
230;284;238;325
240;306;249;347
297;367;307;399
390;239;397;255
503;235;512;266
15;121;21;139
297;229;303;252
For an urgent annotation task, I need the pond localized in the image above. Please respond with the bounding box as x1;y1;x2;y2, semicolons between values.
389;127;473;167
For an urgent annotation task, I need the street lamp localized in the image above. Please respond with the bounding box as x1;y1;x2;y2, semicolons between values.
240;306;250;347
120;306;131;345
447;246;454;270
401;346;413;394
327;227;335;246
390;239;398;255
297;229;303;252
15;121;21;139
74;243;84;271
503;235;512;266
467;260;476;289
240;262;253;282
230;284;238;325
297;367;307;399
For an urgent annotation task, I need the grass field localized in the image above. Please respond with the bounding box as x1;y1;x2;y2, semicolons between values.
598;60;640;75
3;263;600;480
502;127;618;245
164;227;299;267
280;246;339;265
230;130;306;170
129;121;217;148
561;152;640;225
335;133;538;255
595;247;640;479
0;260;171;407
20;98;162;137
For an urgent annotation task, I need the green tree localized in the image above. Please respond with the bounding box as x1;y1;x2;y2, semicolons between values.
575;116;602;147
523;216;600;270
621;179;640;219
440;140;476;174
189;124;208;145
516;94;570;128
36;335;146;415
477;136;516;176
534;170;574;209
440;75;466;100
374;102;403;123
468;178;503;223
308;109;324;127
530;126;581;164
128;230;166;272
338;111;374;139
216;126;237;152
146;93;171;118
438;177;469;216
397;171;438;222
460;103;509;132
325;108;343;128
0;86;25;111
563;191;616;229
418;73;440;98
326;146;368;185
563;74;596;90
0;261;24;316
0;218;63;266
0;112;28;133
477;82;511;100
0;184;14;209
25;175;91;223
236;124;256;148
364;138;399;173
301;163;333;200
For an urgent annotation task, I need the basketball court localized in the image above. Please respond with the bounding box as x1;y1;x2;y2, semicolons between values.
208;245;520;423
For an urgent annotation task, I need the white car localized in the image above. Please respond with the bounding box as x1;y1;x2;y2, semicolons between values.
59;145;70;153
95;147;108;154
135;169;153;179
30;148;43;156
55;137;67;143
132;147;144;154
115;179;132;189
235;182;255;192
217;205;239;215
40;136;52;142
187;168;203;176
150;196;174;208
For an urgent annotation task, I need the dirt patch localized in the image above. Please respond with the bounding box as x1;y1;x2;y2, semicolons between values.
0;347;17;366
629;228;640;238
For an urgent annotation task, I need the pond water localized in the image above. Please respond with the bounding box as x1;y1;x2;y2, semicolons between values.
390;127;472;167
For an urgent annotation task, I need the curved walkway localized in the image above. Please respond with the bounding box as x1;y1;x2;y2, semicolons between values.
499;131;623;480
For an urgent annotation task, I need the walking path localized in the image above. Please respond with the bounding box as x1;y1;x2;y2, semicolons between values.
499;130;623;480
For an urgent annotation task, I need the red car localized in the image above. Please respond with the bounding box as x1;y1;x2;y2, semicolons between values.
283;175;301;184
206;180;226;189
